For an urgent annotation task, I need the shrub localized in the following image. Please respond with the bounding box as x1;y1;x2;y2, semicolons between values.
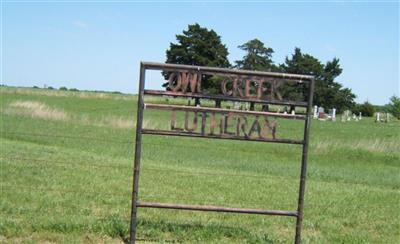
359;101;375;117
69;88;79;92
59;86;68;91
47;86;54;90
352;102;375;117
387;95;400;119
351;104;362;114
373;105;388;113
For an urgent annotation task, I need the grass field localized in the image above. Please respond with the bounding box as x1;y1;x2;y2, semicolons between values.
1;86;399;243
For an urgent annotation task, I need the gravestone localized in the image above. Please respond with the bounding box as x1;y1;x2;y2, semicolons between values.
317;106;324;117
313;105;318;119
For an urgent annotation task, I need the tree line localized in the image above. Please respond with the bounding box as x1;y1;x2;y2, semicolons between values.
164;23;359;113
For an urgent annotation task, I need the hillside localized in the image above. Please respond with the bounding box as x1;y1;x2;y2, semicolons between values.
1;86;399;243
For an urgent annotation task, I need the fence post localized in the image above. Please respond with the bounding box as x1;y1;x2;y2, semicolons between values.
294;78;314;244
129;63;146;244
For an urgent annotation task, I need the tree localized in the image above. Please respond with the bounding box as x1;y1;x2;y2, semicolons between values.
234;39;278;110
235;39;276;71
165;23;230;93
387;95;400;119
356;101;375;117
281;48;355;112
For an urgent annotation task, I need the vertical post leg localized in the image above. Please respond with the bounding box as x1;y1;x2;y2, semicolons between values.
129;63;146;244
294;78;314;244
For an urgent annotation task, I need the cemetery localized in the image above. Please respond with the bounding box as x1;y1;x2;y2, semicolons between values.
2;85;399;243
2;2;399;244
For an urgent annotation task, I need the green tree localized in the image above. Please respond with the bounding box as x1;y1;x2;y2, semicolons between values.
235;39;276;71
234;39;279;110
356;101;375;117
387;95;400;119
165;23;230;92
281;48;356;112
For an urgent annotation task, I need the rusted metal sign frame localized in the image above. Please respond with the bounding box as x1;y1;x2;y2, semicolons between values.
130;62;315;244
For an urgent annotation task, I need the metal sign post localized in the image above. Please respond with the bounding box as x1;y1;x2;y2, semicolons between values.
129;62;314;243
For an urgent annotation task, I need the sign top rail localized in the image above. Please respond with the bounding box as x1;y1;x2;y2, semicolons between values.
142;62;315;81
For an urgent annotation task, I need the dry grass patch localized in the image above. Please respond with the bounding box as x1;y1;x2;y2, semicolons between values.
350;138;399;153
142;119;168;130
98;116;135;129
5;100;69;121
4;100;135;129
312;138;399;153
79;114;135;129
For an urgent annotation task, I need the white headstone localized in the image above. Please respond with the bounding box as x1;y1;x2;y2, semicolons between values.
359;112;362;120
291;110;295;115
332;108;336;121
376;112;380;122
313;105;318;119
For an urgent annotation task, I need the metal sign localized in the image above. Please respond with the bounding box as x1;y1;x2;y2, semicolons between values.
130;62;315;243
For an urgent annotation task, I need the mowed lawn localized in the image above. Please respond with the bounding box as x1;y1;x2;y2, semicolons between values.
1;86;399;243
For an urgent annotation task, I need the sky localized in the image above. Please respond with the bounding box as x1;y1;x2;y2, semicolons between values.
2;1;399;105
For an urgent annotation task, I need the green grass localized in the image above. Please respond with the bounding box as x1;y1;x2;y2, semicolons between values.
1;86;399;243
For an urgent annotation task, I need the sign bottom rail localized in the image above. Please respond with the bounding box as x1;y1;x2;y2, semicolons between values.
137;201;298;217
